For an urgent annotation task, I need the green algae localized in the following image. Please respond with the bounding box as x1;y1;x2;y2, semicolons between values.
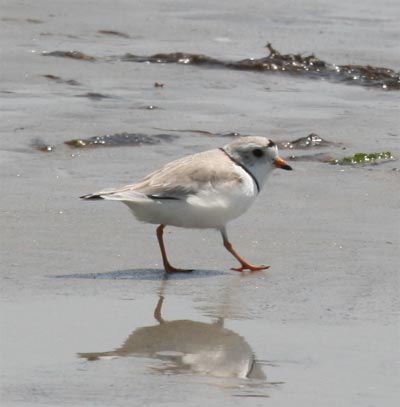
332;152;394;165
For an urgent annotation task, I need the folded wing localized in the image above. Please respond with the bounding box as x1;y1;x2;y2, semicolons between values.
80;149;241;202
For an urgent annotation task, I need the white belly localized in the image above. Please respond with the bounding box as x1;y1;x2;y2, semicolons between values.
123;175;258;229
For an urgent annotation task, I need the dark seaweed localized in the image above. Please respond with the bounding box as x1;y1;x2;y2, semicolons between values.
121;43;400;90
64;133;178;148
97;30;130;38
42;50;96;61
42;74;81;86
26;18;44;24
42;43;399;89
75;92;114;100
278;133;338;149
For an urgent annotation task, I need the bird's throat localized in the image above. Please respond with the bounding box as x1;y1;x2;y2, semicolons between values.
219;148;260;194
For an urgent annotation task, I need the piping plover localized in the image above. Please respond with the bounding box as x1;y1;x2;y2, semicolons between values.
81;136;292;273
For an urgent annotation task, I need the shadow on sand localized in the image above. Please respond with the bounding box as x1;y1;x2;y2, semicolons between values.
53;268;227;281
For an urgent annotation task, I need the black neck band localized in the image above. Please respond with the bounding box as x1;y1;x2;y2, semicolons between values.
219;148;260;193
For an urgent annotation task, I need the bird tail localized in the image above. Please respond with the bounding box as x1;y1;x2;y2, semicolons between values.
80;188;148;202
80;193;104;200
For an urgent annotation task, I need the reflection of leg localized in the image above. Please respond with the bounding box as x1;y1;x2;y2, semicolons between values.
220;227;269;272
154;295;165;324
214;317;224;327
156;225;192;273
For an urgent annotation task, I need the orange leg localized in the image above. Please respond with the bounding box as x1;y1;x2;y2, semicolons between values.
220;227;269;272
156;225;192;273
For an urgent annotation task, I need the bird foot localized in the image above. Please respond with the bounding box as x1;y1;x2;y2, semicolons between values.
231;264;269;272
164;265;193;274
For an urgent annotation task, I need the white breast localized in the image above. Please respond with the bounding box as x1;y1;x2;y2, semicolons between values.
124;166;258;229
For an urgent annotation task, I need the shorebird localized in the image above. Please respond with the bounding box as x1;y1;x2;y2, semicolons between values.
81;136;292;272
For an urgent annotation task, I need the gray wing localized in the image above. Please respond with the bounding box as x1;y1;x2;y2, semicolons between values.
81;149;241;201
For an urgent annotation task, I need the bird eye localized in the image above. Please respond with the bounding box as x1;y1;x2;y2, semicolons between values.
252;148;264;157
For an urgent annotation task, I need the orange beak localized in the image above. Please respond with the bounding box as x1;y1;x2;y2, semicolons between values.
274;157;292;170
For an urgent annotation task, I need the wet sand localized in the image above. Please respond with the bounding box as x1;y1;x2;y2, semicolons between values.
1;0;399;406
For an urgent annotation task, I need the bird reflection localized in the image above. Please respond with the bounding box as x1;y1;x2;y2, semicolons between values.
79;287;265;380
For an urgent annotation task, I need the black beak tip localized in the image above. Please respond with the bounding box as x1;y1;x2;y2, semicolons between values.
282;163;293;171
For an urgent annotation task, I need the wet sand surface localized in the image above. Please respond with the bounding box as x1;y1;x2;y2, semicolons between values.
1;0;399;406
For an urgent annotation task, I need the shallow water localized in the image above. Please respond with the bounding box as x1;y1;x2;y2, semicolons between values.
1;0;399;406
